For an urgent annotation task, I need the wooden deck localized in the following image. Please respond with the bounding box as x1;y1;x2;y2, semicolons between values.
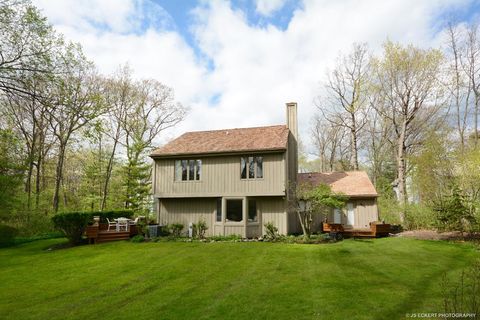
85;223;139;244
322;222;391;238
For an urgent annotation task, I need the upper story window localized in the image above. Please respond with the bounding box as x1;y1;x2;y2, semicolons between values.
175;160;201;181
240;156;263;179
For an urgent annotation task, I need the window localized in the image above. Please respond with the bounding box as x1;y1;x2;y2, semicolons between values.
240;156;263;179
175;159;202;181
216;198;222;222
248;199;257;222
226;199;243;222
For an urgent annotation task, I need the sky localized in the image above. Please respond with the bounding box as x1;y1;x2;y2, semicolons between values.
32;0;480;149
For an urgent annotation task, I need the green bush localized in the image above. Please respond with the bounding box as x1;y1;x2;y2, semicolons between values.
404;204;436;230
130;235;145;243
0;224;18;247
6;211;55;237
264;222;280;241
192;220;208;239
169;223;184;237
51;212;91;245
433;189;475;234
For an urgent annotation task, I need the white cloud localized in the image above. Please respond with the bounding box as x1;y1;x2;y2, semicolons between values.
32;0;471;149
255;0;287;16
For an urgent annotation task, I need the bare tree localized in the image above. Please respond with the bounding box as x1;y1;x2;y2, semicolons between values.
311;115;350;172
464;24;480;146
99;65;135;210
121;79;187;210
317;43;370;170
446;23;472;150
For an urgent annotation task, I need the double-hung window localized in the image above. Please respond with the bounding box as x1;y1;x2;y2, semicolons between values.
175;159;202;181
240;156;263;179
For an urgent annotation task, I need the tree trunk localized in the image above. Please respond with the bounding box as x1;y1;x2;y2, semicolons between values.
296;211;308;237
396;121;408;222
101;131;120;211
53;142;66;213
350;128;359;170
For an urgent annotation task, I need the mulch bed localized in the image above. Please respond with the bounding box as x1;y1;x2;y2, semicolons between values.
395;229;480;241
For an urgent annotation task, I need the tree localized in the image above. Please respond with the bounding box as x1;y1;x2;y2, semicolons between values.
121;79;186;212
48;43;103;212
317;43;370;170
433;187;475;236
100;65;135;210
0;0;61;98
0;129;25;220
2;76;53;210
311;115;350;172
371;41;445;221
290;182;346;239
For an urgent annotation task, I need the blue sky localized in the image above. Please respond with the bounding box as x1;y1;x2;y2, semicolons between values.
32;0;480;146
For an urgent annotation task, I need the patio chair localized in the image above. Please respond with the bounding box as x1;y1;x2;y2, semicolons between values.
129;216;146;226
129;217;140;226
107;218;117;231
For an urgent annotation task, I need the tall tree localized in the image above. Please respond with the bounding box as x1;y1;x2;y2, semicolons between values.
0;0;60;98
317;43;370;170
48;43;103;212
100;65;135;210
121;79;186;211
371;41;445;220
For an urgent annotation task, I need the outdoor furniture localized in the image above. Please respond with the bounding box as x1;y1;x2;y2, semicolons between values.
129;217;140;226
115;217;130;232
107;218;117;231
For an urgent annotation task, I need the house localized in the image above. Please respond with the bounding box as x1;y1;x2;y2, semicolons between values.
150;102;379;237
297;171;379;231
150;102;298;237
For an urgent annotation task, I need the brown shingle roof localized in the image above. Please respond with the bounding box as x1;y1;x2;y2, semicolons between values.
151;125;289;157
297;171;378;198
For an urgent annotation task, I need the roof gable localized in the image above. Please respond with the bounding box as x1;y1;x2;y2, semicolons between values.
297;171;378;198
151;125;289;157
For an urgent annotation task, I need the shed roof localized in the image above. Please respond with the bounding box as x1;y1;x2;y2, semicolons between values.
297;171;378;198
150;125;289;157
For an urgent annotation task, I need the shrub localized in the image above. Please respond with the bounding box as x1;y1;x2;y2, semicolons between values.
0;224;18;247
5;211;55;237
169;223;184;237
442;260;480;315
51;212;91;245
434;188;475;234
264;222;280;241
192;220;208;239
404;204;436;230
130;235;145;243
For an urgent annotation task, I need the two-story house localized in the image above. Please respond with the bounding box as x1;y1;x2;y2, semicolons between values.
150;102;300;238
150;102;380;237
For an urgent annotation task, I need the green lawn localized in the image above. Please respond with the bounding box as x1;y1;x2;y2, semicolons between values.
0;238;478;320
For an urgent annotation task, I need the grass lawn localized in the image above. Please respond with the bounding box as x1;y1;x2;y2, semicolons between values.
0;237;478;320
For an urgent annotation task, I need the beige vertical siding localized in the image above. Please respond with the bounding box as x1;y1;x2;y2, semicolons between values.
158;196;286;237
354;199;378;228
324;198;378;229
260;197;287;235
159;198;216;236
154;153;286;197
